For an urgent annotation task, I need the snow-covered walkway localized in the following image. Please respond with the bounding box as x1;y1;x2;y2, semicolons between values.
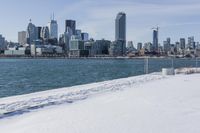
0;72;200;133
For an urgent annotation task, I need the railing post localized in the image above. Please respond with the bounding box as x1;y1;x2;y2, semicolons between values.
144;57;149;74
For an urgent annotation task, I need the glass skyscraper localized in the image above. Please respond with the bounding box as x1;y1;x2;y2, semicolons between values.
114;12;126;56
115;12;126;41
26;20;38;45
48;19;58;39
153;29;158;52
65;20;76;35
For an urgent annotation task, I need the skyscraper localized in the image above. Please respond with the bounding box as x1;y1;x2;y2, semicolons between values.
187;36;195;49
115;12;126;41
65;20;76;35
75;29;82;40
152;29;158;52
37;27;42;39
137;43;142;51
64;27;73;52
114;12;126;56
26;19;38;45
40;26;50;40
48;15;58;39
18;31;26;45
0;34;6;50
180;38;186;49
81;33;89;41
163;37;171;53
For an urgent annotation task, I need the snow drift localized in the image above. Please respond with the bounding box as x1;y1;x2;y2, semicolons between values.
0;68;200;133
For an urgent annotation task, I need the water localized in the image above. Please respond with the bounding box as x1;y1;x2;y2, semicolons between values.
0;58;199;98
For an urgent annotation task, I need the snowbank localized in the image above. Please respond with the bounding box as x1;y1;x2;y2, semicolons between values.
0;72;200;133
0;73;164;118
175;67;200;74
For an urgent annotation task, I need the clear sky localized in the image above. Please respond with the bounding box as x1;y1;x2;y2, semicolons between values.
1;0;200;44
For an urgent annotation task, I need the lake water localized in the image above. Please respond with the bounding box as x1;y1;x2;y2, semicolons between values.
0;58;199;98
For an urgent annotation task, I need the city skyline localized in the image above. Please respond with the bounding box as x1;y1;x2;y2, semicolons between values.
1;0;200;43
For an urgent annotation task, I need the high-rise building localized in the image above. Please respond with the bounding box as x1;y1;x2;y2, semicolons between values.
188;36;195;49
63;27;73;52
114;12;126;56
109;40;125;56
81;33;89;41
91;39;111;55
175;42;180;50
137;43;142;51
144;42;153;52
115;12;126;41
196;42;200;50
75;29;82;40
127;41;133;48
48;16;58;39
152;29;158;52
65;20;76;35
18;31;26;45
37;27;42;39
180;38;186;49
163;38;171;53
0;34;6;50
26;19;38;45
40;26;50;40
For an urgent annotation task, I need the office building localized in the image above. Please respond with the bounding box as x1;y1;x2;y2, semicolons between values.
163;38;171;53
81;33;89;41
48;16;58;39
26;19;38;45
188;36;195;49
180;38;186;49
65;20;76;35
63;27;73;52
69;38;88;57
137;43;142;51
114;12;126;56
127;41;134;49
0;34;6;50
18;31;26;46
40;26;50;40
152;29;158;52
144;42;153;52
75;29;82;40
92;39;111;55
109;40;125;56
37;27;42;39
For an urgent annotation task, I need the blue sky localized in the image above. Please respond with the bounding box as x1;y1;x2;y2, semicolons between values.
1;0;200;44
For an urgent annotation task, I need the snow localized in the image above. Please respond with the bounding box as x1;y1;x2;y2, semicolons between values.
0;70;200;133
175;67;200;74
0;73;164;118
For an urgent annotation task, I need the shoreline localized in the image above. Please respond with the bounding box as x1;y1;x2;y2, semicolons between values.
0;55;199;60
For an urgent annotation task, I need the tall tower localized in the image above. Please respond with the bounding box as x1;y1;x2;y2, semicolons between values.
115;12;126;41
152;27;159;52
18;31;26;45
48;14;58;39
26;19;38;45
41;26;50;40
115;12;126;55
65;20;76;35
180;38;186;49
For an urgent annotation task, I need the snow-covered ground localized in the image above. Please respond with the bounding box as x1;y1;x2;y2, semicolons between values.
0;70;200;133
